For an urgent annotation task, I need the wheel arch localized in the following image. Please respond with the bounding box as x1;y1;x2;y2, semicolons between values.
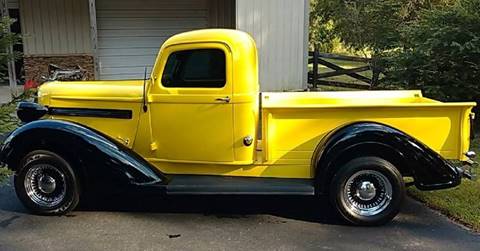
1;120;167;192
312;122;462;193
5;129;82;170
12;134;87;191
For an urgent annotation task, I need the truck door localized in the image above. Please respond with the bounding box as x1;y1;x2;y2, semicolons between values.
149;43;235;163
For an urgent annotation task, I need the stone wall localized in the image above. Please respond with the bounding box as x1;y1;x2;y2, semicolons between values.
24;55;95;82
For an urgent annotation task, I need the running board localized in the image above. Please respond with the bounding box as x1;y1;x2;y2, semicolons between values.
165;175;315;195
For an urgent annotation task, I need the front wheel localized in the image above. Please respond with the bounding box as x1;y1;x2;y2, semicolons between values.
330;156;405;226
14;150;80;215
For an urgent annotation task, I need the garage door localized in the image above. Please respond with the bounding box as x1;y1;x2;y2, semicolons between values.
96;0;210;80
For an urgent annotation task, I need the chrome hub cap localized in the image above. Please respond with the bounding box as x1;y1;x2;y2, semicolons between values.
343;170;392;217
24;164;66;208
38;175;57;194
356;181;376;201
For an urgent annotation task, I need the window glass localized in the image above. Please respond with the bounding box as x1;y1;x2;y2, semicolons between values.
162;49;226;88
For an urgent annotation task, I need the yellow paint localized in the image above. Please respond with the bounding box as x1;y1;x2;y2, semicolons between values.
38;80;145;149
37;29;476;179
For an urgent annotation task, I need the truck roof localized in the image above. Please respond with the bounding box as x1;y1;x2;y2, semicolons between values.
163;29;256;49
152;29;259;95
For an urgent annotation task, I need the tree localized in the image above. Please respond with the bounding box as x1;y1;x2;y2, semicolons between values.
309;0;456;54
309;0;337;52
381;0;480;102
0;17;21;83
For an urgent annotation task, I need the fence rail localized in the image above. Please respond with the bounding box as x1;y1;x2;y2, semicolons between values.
308;47;381;90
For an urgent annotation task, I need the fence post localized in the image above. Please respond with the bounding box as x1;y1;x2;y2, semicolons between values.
370;58;380;88
312;44;319;90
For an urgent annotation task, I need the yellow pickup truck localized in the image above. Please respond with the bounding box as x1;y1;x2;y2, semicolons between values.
0;29;476;225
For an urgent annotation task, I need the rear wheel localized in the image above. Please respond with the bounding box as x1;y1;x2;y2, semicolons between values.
329;156;405;226
14;150;80;215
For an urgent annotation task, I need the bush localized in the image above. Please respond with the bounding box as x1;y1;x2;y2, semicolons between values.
0;100;19;135
0;99;19;183
310;0;405;54
380;0;480;102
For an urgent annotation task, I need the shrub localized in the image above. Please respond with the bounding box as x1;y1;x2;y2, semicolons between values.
380;0;480;102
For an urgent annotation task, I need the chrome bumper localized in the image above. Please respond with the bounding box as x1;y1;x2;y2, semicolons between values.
460;150;478;180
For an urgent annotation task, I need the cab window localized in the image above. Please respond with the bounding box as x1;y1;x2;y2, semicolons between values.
161;49;226;88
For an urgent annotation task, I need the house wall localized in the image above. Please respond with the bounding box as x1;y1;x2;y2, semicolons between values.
236;0;309;91
19;0;91;55
19;0;94;81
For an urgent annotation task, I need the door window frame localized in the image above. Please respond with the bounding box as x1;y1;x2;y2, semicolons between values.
161;48;227;88
153;42;233;95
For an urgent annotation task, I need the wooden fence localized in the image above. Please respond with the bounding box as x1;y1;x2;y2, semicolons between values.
308;47;381;90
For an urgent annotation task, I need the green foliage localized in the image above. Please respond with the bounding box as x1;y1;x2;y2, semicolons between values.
0;98;20;184
337;0;403;53
311;0;403;54
310;0;479;102
310;0;457;54
0;167;12;184
309;0;337;52
381;0;480;101
0;99;20;135
0;17;21;82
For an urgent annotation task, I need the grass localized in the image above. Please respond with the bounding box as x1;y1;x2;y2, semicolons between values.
408;137;480;232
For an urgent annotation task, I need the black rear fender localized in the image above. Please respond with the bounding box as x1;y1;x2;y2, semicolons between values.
314;122;461;193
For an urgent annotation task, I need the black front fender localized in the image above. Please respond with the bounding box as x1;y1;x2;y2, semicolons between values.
0;120;167;192
314;122;462;192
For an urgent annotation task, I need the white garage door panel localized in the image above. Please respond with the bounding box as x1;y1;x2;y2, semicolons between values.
97;48;159;57
97;10;207;18
100;55;156;68
97;18;208;30
96;0;207;10
101;66;151;75
98;37;170;49
98;29;192;38
96;0;209;80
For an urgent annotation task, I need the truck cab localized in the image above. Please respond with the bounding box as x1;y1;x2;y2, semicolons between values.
139;29;259;165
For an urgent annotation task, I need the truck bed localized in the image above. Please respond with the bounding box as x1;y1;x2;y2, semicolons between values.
260;90;475;177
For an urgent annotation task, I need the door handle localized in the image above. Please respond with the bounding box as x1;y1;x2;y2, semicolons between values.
215;96;231;103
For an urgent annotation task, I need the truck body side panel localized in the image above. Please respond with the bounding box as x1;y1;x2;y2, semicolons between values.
261;91;475;179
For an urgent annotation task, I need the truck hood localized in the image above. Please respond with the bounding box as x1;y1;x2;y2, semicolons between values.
38;80;145;106
36;80;147;149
